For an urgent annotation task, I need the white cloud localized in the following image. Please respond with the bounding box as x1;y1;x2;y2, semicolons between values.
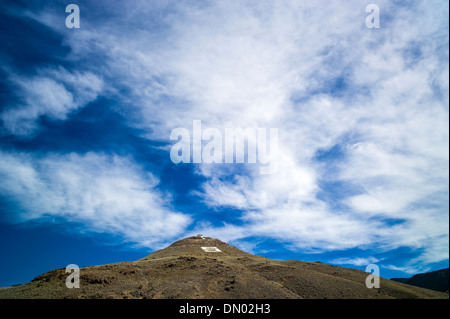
1;67;103;136
330;257;382;267
384;264;431;276
0;151;190;247
183;1;447;265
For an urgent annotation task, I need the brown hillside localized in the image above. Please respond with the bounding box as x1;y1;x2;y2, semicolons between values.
0;236;447;299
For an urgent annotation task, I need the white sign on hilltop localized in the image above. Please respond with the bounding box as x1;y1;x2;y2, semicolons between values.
201;247;221;252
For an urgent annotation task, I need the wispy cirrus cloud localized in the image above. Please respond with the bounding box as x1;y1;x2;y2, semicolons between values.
0;151;190;247
1;67;103;136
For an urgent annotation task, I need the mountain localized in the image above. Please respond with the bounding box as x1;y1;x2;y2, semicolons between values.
391;268;449;293
0;236;447;299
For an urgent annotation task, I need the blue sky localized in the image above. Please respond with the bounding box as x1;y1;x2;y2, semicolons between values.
0;0;448;287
